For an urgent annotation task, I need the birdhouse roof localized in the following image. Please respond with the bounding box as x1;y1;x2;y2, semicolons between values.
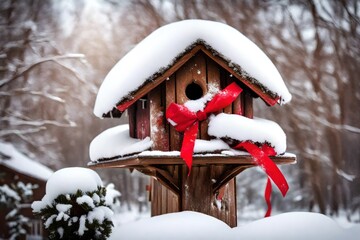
94;20;292;118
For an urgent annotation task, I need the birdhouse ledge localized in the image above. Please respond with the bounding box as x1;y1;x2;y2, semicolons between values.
88;151;296;196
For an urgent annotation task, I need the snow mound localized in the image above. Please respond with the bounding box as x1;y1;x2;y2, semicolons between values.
194;139;230;153
231;212;343;240
109;211;360;240
89;124;153;162
208;113;287;154
109;211;231;240
94;19;292;117
0;141;53;181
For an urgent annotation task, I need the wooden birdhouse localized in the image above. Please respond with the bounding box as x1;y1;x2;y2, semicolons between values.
89;20;296;227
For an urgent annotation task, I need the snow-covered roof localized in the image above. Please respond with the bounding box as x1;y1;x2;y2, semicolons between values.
94;19;292;118
0;141;54;181
208;113;287;154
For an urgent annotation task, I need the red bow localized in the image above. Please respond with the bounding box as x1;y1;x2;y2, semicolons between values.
166;82;243;171
234;141;289;217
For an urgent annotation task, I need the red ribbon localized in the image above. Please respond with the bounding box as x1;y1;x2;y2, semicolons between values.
166;82;243;171
234;141;288;217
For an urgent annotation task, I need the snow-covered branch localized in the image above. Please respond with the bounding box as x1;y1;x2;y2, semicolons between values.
0;89;66;103
0;53;86;88
0;117;76;127
1;117;76;128
0;127;46;138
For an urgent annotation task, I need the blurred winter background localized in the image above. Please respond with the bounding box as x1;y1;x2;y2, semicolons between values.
1;0;359;226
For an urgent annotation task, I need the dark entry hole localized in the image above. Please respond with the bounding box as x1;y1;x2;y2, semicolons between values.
185;82;203;100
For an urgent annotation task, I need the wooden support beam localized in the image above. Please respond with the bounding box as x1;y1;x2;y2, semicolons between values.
212;165;252;194
136;166;180;196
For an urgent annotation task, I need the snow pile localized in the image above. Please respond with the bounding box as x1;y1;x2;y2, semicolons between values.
193;139;230;153
94;19;291;117
31;167;114;239
109;211;230;240
109;211;360;240
89;124;153;162
208;113;287;154
0;141;53;181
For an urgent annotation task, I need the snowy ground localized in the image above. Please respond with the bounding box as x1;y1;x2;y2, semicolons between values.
110;210;360;240
111;206;360;239
113;205;359;229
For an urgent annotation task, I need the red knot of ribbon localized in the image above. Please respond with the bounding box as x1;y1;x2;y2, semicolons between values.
234;141;289;217
166;82;243;172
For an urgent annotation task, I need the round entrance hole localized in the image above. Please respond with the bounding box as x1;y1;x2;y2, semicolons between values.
185;82;204;100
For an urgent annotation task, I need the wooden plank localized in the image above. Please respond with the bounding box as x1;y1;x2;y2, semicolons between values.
151;178;159;216
227;179;237;227
149;83;169;151
181;165;212;215
166;75;182;151
233;93;244;115
243;91;254;119
192;52;208;139
135;97;150;139
167;188;179;213
205;54;221;137
206;56;221;90
208;165;236;227
88;154;296;169
127;104;136;138
222;70;233;114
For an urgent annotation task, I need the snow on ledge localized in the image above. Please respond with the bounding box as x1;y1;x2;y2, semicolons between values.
208;113;287;154
89;124;153;162
94;19;292;117
89;123;292;163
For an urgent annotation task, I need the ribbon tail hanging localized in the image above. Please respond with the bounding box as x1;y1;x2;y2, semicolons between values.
236;141;289;196
264;177;272;217
180;122;199;174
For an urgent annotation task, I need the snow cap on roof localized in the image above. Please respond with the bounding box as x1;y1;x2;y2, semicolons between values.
94;19;292;118
0;141;53;181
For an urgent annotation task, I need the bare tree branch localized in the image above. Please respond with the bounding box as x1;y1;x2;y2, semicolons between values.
0;54;85;88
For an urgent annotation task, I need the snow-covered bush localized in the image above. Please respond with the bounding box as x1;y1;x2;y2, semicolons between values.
32;167;114;240
0;182;37;240
105;183;121;211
